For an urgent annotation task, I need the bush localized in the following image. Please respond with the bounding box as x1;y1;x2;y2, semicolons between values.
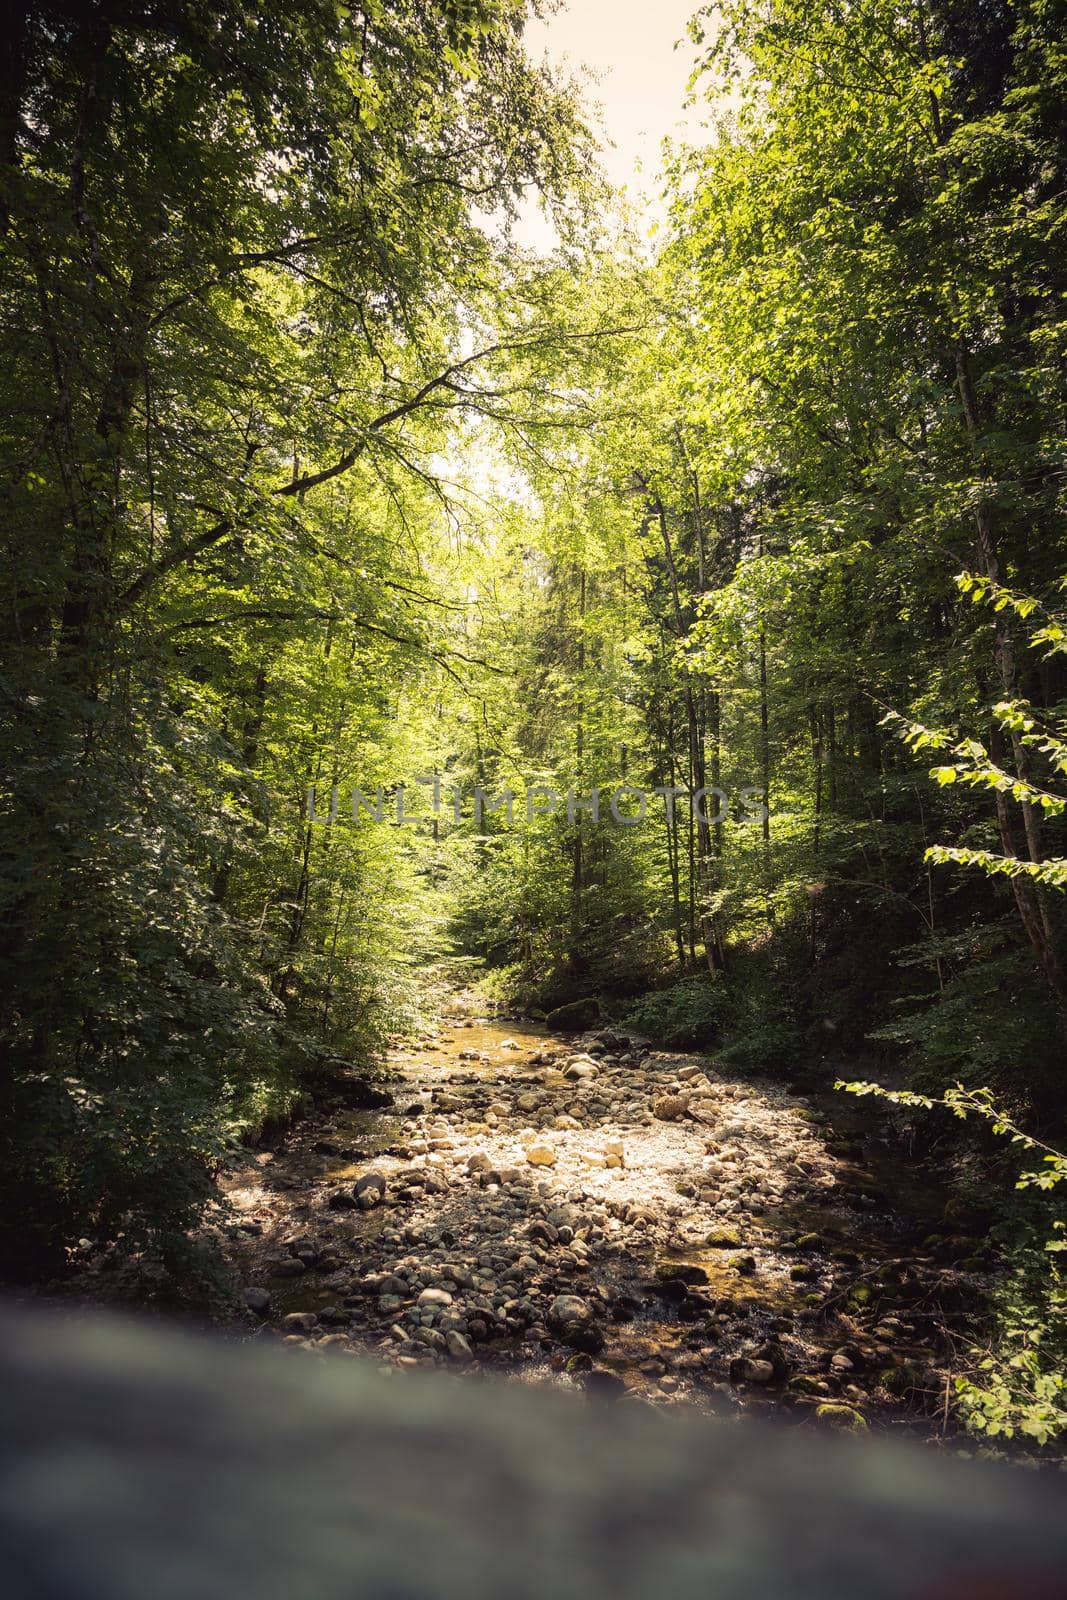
954;1231;1067;1450
623;976;730;1049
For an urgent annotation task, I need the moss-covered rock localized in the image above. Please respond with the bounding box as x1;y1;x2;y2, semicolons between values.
785;1374;827;1397
815;1403;868;1433
705;1226;742;1249
545;997;601;1033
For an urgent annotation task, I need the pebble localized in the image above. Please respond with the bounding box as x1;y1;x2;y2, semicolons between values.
525;1142;557;1167
417;1288;453;1308
446;1331;474;1362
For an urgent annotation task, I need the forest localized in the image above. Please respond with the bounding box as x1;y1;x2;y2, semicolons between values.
1;0;1065;1459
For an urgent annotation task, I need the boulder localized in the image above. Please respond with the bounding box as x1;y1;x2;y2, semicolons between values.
545;998;602;1033
325;1068;395;1110
706;1226;741;1248
546;1295;603;1353
815;1403;869;1433
355;1172;387;1210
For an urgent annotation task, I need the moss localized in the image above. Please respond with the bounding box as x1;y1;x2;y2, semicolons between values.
815;1403;868;1433
705;1227;741;1248
545;997;602;1032
879;1361;923;1396
789;1262;816;1282
786;1374;826;1396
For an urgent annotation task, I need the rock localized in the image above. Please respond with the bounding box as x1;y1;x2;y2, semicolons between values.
282;1313;319;1333
546;1295;603;1352
815;1403;869;1433
328;1187;358;1210
730;1358;775;1385
525;1142;557;1168
785;1374;830;1398
545;998;602;1033
655;1264;708;1288
319;1306;350;1326
326;1070;395;1109
355;1172;387;1210
652;1094;688;1122
516;1092;543;1113
287;1237;320;1265
269;1258;306;1277
417;1288;453;1308
604;1140;625;1168
243;1288;270;1316
755;1342;790;1379
705;1226;741;1248
445;1331;474;1363
414;1328;447;1353
580;1367;627;1399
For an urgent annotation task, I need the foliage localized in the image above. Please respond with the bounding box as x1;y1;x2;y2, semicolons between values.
0;0;603;1266
840;1077;1067;1446
622;975;731;1049
953;1242;1067;1448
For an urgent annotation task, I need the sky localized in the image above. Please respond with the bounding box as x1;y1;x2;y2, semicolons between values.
518;0;707;246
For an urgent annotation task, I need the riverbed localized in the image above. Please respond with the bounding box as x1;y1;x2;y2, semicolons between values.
217;995;983;1437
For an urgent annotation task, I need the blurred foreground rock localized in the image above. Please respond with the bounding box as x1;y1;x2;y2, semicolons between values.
1;1304;1065;1599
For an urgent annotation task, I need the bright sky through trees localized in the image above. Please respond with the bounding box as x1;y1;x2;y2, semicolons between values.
518;0;705;245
